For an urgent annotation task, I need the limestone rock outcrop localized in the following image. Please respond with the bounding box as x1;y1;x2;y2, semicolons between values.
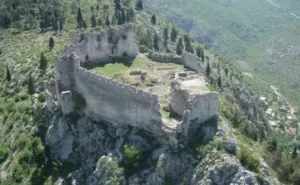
191;152;259;185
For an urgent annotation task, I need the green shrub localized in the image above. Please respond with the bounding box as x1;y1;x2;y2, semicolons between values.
37;93;45;102
6;100;16;113
195;144;213;160
11;163;24;183
123;144;142;168
34;104;44;123
139;45;148;53
0;147;10;164
18;148;33;165
16;134;31;150
239;146;260;173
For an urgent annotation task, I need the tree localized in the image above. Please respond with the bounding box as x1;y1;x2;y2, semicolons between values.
91;15;97;27
225;67;229;76
217;76;222;88
163;27;169;48
51;16;58;31
105;16;110;26
98;18;102;26
126;8;135;22
49;37;54;51
153;33;159;51
151;14;156;25
39;52;48;74
121;9;126;23
206;61;211;77
292;145;298;159
184;35;194;53
77;8;83;28
135;0;143;10
6;66;11;82
59;20;63;31
171;27;177;42
28;74;35;103
176;38;183;55
196;47;202;58
196;46;204;62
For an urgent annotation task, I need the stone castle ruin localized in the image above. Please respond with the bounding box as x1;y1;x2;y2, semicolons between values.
54;24;218;147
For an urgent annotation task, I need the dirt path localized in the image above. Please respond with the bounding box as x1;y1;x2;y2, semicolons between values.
265;0;300;19
270;85;296;119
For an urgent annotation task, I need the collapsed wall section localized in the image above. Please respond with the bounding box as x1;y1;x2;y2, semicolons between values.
75;67;164;135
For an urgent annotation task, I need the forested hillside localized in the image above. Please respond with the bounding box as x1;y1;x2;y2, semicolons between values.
144;0;300;111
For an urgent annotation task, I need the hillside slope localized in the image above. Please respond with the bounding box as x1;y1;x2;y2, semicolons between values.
144;0;300;110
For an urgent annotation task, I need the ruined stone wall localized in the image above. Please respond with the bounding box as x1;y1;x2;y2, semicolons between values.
148;51;204;73
147;50;183;64
187;93;218;122
74;67;164;135
170;85;218;122
170;81;218;138
182;51;204;74
74;24;138;64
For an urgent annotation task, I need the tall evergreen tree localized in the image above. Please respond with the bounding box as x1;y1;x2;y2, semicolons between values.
225;67;229;76
59;20;63;31
135;0;143;10
151;14;156;25
176;38;183;55
77;8;83;28
201;49;205;62
292;145;298;159
6;66;11;82
163;27;169;48
196;47;202;58
126;8;135;22
105;16;110;26
217;76;222;87
184;35;194;53
153;33;159;51
91;15;97;27
171;27;177;42
39;52;48;74
49;36;54;51
121;9;126;23
206;61;211;77
27;74;35;103
51;16;58;31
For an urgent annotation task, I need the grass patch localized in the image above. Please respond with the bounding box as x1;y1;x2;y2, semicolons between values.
92;58;148;77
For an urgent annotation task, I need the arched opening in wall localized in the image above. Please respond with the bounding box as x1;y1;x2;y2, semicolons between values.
121;35;127;40
123;52;128;57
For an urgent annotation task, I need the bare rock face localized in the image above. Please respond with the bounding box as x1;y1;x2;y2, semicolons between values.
46;117;75;161
88;154;125;185
191;152;259;185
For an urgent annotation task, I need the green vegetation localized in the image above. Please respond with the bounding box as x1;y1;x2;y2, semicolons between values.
238;146;260;173
121;143;143;177
92;58;147;77
145;0;300;110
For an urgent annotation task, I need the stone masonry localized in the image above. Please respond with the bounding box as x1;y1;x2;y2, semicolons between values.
54;24;218;146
